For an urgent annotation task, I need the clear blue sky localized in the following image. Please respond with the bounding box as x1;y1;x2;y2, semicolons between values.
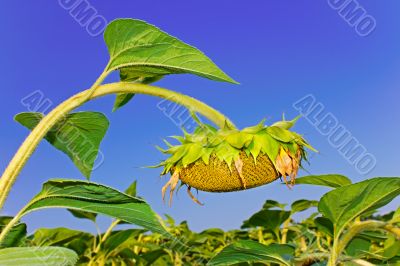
0;1;399;233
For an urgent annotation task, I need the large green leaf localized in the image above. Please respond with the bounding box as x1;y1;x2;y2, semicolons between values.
104;19;237;84
207;240;294;266
318;177;400;237
15;112;109;178
68;180;138;224
295;174;352;188
0;247;78;266
19;179;169;237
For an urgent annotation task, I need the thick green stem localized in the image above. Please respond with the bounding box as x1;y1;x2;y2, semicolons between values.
327;236;340;266
0;82;235;212
328;220;400;266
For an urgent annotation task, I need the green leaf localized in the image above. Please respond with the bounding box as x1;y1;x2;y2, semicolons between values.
67;209;97;222
103;230;139;253
207;240;294;266
104;19;237;84
242;210;291;238
382;235;400;259
314;217;334;237
15;112;109;179
32;228;92;247
20;179;170;237
113;93;135;112
141;249;168;265
345;237;371;257
120;69;164;83
112;74;163;112
295;174;352;188
125;180;137;197
318;177;400;237
391;206;400;224
199;228;225;238
262;200;287;210
291;199;318;214
0;218;26;248
0;247;78;266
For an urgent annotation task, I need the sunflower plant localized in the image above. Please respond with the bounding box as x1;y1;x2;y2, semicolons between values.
0;17;314;262
1;17;397;266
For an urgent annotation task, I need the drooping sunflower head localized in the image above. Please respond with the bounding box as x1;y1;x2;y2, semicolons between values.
155;116;316;205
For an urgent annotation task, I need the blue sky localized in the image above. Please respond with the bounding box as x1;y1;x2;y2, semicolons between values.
0;1;399;233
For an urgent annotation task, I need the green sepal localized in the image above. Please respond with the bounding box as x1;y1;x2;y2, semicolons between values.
248;139;262;162
201;148;214;165
242;119;266;134
156;117;315;175
255;132;280;163
182;143;203;167
225;132;254;149
271;115;300;130
267;126;296;143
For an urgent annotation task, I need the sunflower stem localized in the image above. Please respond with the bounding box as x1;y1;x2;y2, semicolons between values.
0;81;235;212
327;220;400;266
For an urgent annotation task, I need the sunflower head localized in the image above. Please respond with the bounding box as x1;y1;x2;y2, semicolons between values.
155;116;316;205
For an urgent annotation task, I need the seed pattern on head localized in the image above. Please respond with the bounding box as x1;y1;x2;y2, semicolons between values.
155;116;316;205
180;152;278;192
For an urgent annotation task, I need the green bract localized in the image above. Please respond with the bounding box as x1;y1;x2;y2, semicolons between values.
159;117;314;174
156;116;316;203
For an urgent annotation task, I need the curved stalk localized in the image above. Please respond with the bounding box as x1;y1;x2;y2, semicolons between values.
280;217;291;244
327;220;400;266
94;219;120;253
0;203;31;245
0;82;235;211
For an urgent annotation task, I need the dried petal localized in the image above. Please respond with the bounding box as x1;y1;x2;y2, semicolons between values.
234;157;247;188
187;186;204;206
161;171;180;206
